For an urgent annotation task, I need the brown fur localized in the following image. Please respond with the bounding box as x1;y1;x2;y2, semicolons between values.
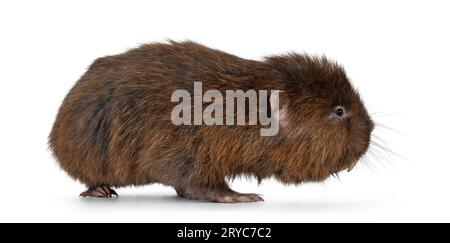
49;41;373;201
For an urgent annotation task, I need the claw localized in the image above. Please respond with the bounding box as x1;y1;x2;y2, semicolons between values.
109;188;118;197
79;186;119;198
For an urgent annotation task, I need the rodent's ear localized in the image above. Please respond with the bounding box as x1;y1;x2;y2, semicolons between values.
266;55;295;78
265;54;307;85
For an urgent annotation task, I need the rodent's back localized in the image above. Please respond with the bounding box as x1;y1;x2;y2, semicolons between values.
49;41;278;187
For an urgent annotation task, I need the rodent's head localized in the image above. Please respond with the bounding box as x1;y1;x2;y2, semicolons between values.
267;54;373;180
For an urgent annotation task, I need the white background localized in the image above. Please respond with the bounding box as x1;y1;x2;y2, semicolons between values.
0;0;449;222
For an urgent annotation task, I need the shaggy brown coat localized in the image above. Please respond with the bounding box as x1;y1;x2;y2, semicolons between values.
49;41;373;202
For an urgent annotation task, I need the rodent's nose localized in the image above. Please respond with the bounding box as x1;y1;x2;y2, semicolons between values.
368;119;375;133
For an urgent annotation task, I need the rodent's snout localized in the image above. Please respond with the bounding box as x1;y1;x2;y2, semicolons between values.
365;117;375;145
346;114;374;172
365;117;375;150
368;118;375;134
362;116;374;151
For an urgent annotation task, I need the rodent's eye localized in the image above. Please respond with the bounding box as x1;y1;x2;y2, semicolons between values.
333;106;346;118
335;108;344;117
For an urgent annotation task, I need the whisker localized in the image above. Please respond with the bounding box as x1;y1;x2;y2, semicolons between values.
370;112;404;118
371;139;409;162
368;146;389;164
371;141;396;163
360;154;376;173
361;155;376;173
374;122;403;135
371;135;389;148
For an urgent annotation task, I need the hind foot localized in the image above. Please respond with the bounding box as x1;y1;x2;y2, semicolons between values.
80;186;118;198
176;186;263;203
213;192;264;203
